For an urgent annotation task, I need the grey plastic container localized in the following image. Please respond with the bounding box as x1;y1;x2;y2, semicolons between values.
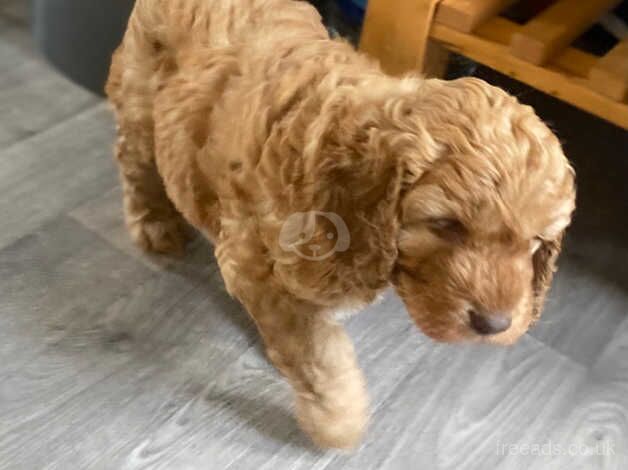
32;0;135;95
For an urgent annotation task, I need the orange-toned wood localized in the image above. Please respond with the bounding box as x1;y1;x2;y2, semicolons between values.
475;18;598;78
422;40;451;77
431;22;628;129
510;0;623;65
589;39;628;102
359;0;445;76
434;0;516;33
358;0;626;129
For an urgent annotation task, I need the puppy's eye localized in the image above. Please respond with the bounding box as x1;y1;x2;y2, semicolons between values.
426;218;466;241
531;237;543;253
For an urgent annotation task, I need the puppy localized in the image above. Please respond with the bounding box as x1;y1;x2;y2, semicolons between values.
106;0;575;449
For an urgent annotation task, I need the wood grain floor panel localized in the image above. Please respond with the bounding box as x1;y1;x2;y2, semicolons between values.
0;104;118;250
522;379;628;470
0;16;98;147
317;336;588;470
70;186;219;276
0;218;260;469
529;242;628;367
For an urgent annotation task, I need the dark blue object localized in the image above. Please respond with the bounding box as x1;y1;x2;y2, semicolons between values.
336;0;366;26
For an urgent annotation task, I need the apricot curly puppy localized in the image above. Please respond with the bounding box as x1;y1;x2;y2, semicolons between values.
106;0;575;449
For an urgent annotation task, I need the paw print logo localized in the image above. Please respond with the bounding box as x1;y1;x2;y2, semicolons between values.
279;211;350;260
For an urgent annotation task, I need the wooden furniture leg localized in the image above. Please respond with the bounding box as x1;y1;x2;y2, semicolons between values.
359;0;450;77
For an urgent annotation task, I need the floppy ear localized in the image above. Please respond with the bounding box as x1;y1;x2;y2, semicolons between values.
271;93;410;296
531;232;564;320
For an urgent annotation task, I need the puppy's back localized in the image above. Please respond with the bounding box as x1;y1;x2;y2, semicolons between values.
106;0;327;106
126;0;325;50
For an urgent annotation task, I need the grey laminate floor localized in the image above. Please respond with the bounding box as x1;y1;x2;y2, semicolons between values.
1;2;627;469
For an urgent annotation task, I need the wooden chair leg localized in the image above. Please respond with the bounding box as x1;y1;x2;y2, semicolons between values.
423;40;450;77
359;0;449;77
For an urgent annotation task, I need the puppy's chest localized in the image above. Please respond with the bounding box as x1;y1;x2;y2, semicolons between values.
328;292;387;322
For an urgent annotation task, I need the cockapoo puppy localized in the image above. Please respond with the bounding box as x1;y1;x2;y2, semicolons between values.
106;0;576;449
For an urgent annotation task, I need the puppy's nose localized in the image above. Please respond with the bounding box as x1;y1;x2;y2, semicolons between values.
468;309;512;335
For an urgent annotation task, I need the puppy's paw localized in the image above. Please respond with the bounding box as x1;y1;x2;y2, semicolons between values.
127;216;189;256
295;394;368;450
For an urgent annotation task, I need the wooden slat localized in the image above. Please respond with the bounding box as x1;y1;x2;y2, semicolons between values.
474;15;519;44
589;39;628;102
431;22;628;129
552;48;599;79
359;0;443;76
510;0;622;65
434;0;516;33
476;17;598;78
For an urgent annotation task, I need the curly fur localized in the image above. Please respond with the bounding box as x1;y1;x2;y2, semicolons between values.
106;0;576;449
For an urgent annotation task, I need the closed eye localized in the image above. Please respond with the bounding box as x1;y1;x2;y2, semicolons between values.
425;218;467;242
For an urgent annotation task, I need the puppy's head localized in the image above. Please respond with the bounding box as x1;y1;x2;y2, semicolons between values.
389;78;575;345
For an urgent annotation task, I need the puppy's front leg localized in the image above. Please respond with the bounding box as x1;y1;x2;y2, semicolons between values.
248;297;369;449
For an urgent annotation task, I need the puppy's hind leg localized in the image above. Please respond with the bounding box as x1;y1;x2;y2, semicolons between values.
114;125;189;255
105;8;190;255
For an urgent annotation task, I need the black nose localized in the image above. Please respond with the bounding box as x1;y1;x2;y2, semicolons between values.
468;309;512;335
